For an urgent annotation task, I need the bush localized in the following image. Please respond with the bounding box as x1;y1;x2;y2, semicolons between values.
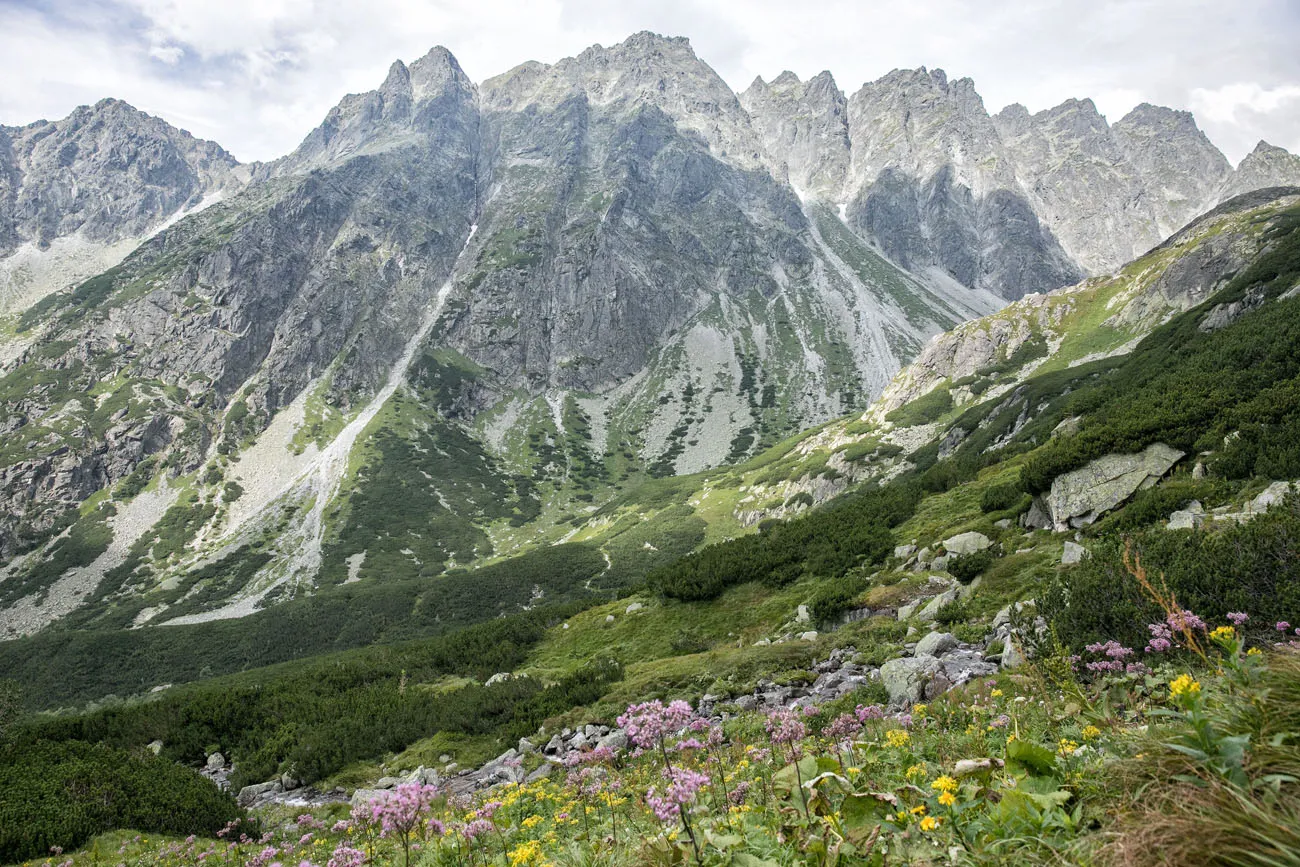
806;576;869;624
980;482;1024;513
948;549;996;585
0;740;245;863
1041;497;1300;651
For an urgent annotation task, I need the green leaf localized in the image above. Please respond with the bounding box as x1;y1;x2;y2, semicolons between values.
1006;739;1058;776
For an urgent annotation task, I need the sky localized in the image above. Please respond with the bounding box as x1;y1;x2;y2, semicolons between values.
1;0;1297;165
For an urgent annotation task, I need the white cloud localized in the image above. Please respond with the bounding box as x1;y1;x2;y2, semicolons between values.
0;0;1297;164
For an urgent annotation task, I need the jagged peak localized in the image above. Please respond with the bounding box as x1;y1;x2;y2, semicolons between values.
771;70;801;87
1115;102;1198;130
1246;140;1289;159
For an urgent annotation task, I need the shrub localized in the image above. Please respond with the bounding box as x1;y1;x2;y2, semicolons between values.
0;740;245;863
1041;497;1300;651
948;550;996;585
980;482;1024;513
806;576;869;624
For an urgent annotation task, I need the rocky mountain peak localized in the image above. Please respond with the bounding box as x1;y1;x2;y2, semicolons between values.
1222;140;1300;200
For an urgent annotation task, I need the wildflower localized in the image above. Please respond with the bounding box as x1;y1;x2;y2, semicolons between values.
326;848;365;867
507;841;544;866
854;704;885;722
884;729;911;748
1247;647;1263;657
765;708;808;745
1209;625;1235;642
802;705;819;717
822;712;862;742
618;699;698;750
1057;739;1079;756
910;805;927;815
938;792;956;807
905;764;927;780
462;819;494;842
645;767;710;823
912;703;928;717
1169;673;1201;700
1081;725;1102;740
1227;612;1249;625
1278;621;1292;632
990;689;1003;698
930;775;958;794
919;815;941;832
728;781;752;805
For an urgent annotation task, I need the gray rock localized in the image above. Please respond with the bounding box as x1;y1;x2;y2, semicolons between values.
350;788;388;808
281;773;301;792
205;752;225;771
1045;443;1184;528
485;672;514;686
798;630;819;642
1061;541;1086;565
625;602;644;614
1248;482;1295;515
518;737;536;754
943;531;992;556
795;604;811;624
238;781;280;807
146;740;163;756
1167;510;1200;530
918;587;960;621
544;735;565;755
914;631;959;658
896;600;921;621
525;764;554;784
595;730;629;752
879;656;942;706
894;544;917;560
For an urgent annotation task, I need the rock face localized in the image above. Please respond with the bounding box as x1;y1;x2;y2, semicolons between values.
942;531;992;556
1045;443;1185;529
3;32;1300;632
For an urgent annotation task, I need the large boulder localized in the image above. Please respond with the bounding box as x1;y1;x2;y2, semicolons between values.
1045;443;1184;529
942;532;992;556
879;656;942;706
1061;541;1086;565
914;631;959;658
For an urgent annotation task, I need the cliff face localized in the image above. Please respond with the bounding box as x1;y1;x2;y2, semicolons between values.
2;33;1300;634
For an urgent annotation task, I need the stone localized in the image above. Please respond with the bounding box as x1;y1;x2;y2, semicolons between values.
1192;462;1207;480
544;735;565;755
753;638;771;646
439;754;452;763
205;752;225;771
798;630;819;642
485;672;513;686
350;788;387;807
795;604;811;624
625;602;644;614
239;781;280;807
994;518;1013;529
1045;443;1184;528
376;776;401;789
518;737;536;754
879;656;942;706
1167;510;1200;530
147;740;164;755
931;555;950;573
1248;481;1295;515
896;600;921;620
894;544;917;560
595;730;629;752
942;531;993;556
1061;541;1086;565
605;614;615;623
914;631;959;658
1023;497;1052;530
281;773;300;791
917;587;960;621
733;695;760;711
525;764;554;783
1001;641;1027;670
953;757;1005;778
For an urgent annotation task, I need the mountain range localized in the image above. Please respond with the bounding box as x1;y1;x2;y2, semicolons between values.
2;31;1300;640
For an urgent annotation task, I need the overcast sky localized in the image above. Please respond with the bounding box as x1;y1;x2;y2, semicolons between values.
2;0;1297;165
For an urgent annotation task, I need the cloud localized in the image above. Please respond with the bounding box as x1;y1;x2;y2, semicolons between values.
0;0;1296;164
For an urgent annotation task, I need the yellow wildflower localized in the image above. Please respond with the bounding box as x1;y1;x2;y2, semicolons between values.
1169;673;1202;700
1209;625;1235;642
930;775;959;794
919;815;941;832
1006;733;1018;743
938;791;957;807
910;804;927;815
847;766;862;775
912;703;928;717
522;815;543;829
1081;725;1101;740
905;763;927;779
885;729;911;748
1247;647;1263;657
990;689;1003;698
1057;739;1079;756
508;840;544;866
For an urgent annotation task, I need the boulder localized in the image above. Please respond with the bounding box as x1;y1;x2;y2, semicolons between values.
350;788;388;807
917;587;960;621
1045;443;1184;529
625;602;644;614
1247;481;1295;515
238;781;280;807
525;764;554;784
518;737;536;754
205;752;225;771
280;773;301;792
914;631;958;658
795;604;811;624
879;656;942;706
1061;541;1086;565
485;672;514;686
942;531;992;556
146;740;164;755
1023;497;1052;530
798;630;819;642
595;730;629;752
894;544;917;560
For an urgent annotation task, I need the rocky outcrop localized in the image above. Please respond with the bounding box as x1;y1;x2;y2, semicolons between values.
1044;443;1184;529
